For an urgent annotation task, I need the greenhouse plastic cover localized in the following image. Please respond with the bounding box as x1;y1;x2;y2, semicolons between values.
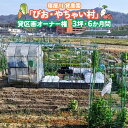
69;67;91;75
6;43;44;83
6;43;41;57
42;76;59;82
84;72;104;83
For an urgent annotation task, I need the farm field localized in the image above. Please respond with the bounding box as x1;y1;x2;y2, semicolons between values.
38;37;128;46
0;87;127;128
0;87;89;128
2;36;128;46
33;37;128;51
0;38;128;127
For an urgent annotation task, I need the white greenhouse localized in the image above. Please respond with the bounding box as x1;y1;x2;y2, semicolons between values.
6;43;44;83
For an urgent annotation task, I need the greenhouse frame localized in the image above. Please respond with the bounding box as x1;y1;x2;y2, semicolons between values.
6;43;44;83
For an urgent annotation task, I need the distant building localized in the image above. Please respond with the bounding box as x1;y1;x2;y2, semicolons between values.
56;19;86;34
0;27;10;35
0;27;23;35
85;30;110;33
8;28;23;35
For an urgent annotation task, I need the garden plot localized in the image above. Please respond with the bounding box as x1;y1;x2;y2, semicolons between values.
0;87;127;128
0;87;89;127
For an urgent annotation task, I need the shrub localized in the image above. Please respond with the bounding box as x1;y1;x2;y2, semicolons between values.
113;108;127;128
68;100;78;111
88;98;113;128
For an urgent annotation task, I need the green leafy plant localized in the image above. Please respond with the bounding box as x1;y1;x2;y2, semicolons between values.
0;56;7;72
45;72;57;76
88;98;113;128
44;62;60;72
102;5;108;9
54;53;61;58
113;108;127;128
121;52;128;62
68;100;78;111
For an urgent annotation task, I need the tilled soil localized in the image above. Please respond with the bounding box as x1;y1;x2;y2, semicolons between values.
0;87;89;128
0;87;89;113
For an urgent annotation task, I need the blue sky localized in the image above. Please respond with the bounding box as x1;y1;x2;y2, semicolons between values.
0;0;127;15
